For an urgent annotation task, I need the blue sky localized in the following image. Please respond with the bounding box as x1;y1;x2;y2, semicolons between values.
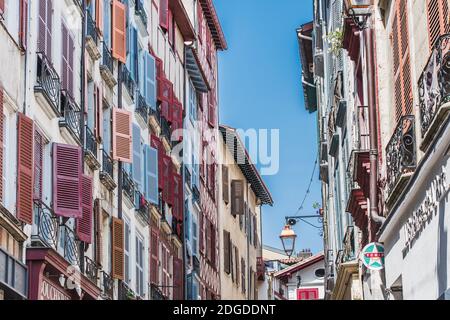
215;0;323;254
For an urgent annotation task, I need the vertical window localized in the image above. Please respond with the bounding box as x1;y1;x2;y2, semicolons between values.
61;22;74;96
192;215;198;256
135;233;144;297
334;160;343;248
34;129;45;201
189;81;198;122
38;0;52;61
124;217;131;284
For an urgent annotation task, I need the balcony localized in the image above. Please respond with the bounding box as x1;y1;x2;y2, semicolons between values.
100;150;117;191
385;115;417;207
31;200;81;267
84;126;101;170
185;167;192;190
121;169;135;204
150;283;166;301
135;0;148;33
101;271;114;300
335;226;356;272
83;256;101;285
59;91;82;145
86;11;101;60
149;104;161;134
136;91;149;126
35;52;61;117
122;65;136;102
135;190;150;226
418;33;450;152
160;116;172;150
100;42;117;87
119;281;137;300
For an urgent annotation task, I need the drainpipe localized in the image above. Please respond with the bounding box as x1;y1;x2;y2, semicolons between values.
365;23;385;235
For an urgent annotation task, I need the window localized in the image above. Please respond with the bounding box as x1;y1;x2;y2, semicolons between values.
189;81;198;122
61;22;75;96
192;215;198;256
334;160;343;248
38;0;52;60
135;233;144;297
34;129;45;201
1;109;7;205
315;268;325;279
297;288;319;300
241;258;246;294
426;0;450;48
124;217;131;284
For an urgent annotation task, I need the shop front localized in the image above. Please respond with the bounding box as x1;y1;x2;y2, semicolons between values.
379;123;450;300
27;248;101;300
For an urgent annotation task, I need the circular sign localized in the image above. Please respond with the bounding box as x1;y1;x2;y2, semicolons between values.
361;242;385;271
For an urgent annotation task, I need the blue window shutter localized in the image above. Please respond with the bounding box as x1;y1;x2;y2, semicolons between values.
103;0;111;47
131;27;138;81
139;49;145;94
132;123;142;190
103;108;111;153
144;145;158;204
145;52;157;110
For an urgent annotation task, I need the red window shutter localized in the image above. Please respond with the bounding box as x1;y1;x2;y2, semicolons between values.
94;199;103;264
210;224;216;266
53;143;82;218
96;0;104;35
206;30;212;65
208;91;216;128
168;9;174;46
155;56;164;80
151;134;164;190
197;3;203;43
0;89;3;203
34;130;44;201
173;257;183;300
159;0;169;30
112;0;127;63
199;213;204;254
158;77;173;106
150;227;159;284
19;0;28;49
0;0;4;13
112;108;132;163
77;175;93;243
17;113;34;225
162;155;172;205
111;217;124;279
427;0;450;48
171;99;183;141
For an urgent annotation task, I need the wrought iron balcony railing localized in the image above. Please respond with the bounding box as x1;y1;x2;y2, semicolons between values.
136;91;149;124
100;42;116;87
150;283;166;301
35;52;60;113
135;0;148;28
122;65;136;101
86;10;98;45
85;126;98;159
122;168;135;202
418;33;450;150
101;271;114;299
32;200;81;267
192;185;201;206
135;190;150;225
184;167;192;190
119;281;137;300
60;91;82;142
100;150;117;191
335;226;356;272
160;116;171;143
385;115;417;202
84;256;100;285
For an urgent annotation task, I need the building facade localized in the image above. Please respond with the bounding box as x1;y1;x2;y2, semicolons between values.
0;0;227;300
217;125;273;300
300;0;449;300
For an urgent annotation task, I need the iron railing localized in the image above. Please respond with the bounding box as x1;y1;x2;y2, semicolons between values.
418;33;450;138
386;115;417;196
192;185;201;206
136;91;149;124
135;190;150;225
85;126;98;159
101;42;114;75
122;65;136;101
32;200;80;267
101;271;114;299
122;169;135;202
84;256;100;284
160;116;171;142
35;52;60;112
60;91;82;141
184;167;192;189
101;150;114;180
86;10;98;45
335;226;356;272
135;0;148;28
150;283;166;300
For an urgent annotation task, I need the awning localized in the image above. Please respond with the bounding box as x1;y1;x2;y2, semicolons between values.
186;48;209;93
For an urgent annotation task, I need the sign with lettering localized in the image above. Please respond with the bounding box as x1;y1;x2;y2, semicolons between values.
361;243;385;271
40;278;71;300
403;170;448;248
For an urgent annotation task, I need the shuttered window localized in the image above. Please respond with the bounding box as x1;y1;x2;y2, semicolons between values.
173;257;183;300
297;288;319;300
427;0;449;48
197;2;203;43
223;230;231;274
38;0;52;60
144;52;157;110
53;143;82;218
33;130;44;201
17;113;34;225
150;227;159;284
162;154;172;205
222;165;229;203
0;0;4;14
391;0;413;122
94;199;103;264
112;0;126;63
77;175;93;243
211;223;216;267
235;246;240;286
112;108;132;163
132;123;142;190
199;212;204;254
231;180;244;216
171;172;183;233
241;258;246;293
159;0;169;30
208;91;216;128
19;0;28;49
95;85;103;139
144;144;158;204
111;217;124;279
171;99;183;141
96;0;104;35
61;22;74;96
168;9;175;49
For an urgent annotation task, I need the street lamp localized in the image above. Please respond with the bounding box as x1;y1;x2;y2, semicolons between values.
279;225;297;258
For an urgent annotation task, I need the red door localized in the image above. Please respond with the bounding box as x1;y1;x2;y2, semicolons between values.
297;288;319;300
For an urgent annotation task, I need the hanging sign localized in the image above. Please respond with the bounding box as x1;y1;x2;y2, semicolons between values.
360;242;385;271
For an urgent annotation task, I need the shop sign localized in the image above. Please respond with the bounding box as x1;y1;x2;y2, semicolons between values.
360;242;385;271
40;278;71;300
404;170;448;248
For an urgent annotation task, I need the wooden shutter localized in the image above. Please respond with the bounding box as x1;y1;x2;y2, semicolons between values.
77;175;93;243
38;0;52;60
222;165;229;203
112;108;132;163
171;99;183;141
224;230;231;274
17;113;34;225
231;180;244;216
132;124;142;189
19;0;28;49
427;0;450;48
211;224;216;266
199;213;204;254
94;199;103;265
235;247;240;286
61;23;74;96
391;0;413;122
53;143;82;218
0;0;4;14
173;257;183;300
162;154;172;205
150;227;159;284
95;85;103;140
208;91;216;128
112;0;126;63
197;3;203;43
111;217;124;279
205;219;211;261
145;52;157;110
144;145;159;205
96;0;104;35
159;0;169;30
0;90;3;203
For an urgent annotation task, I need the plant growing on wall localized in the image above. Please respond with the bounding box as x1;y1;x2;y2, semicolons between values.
326;28;344;56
